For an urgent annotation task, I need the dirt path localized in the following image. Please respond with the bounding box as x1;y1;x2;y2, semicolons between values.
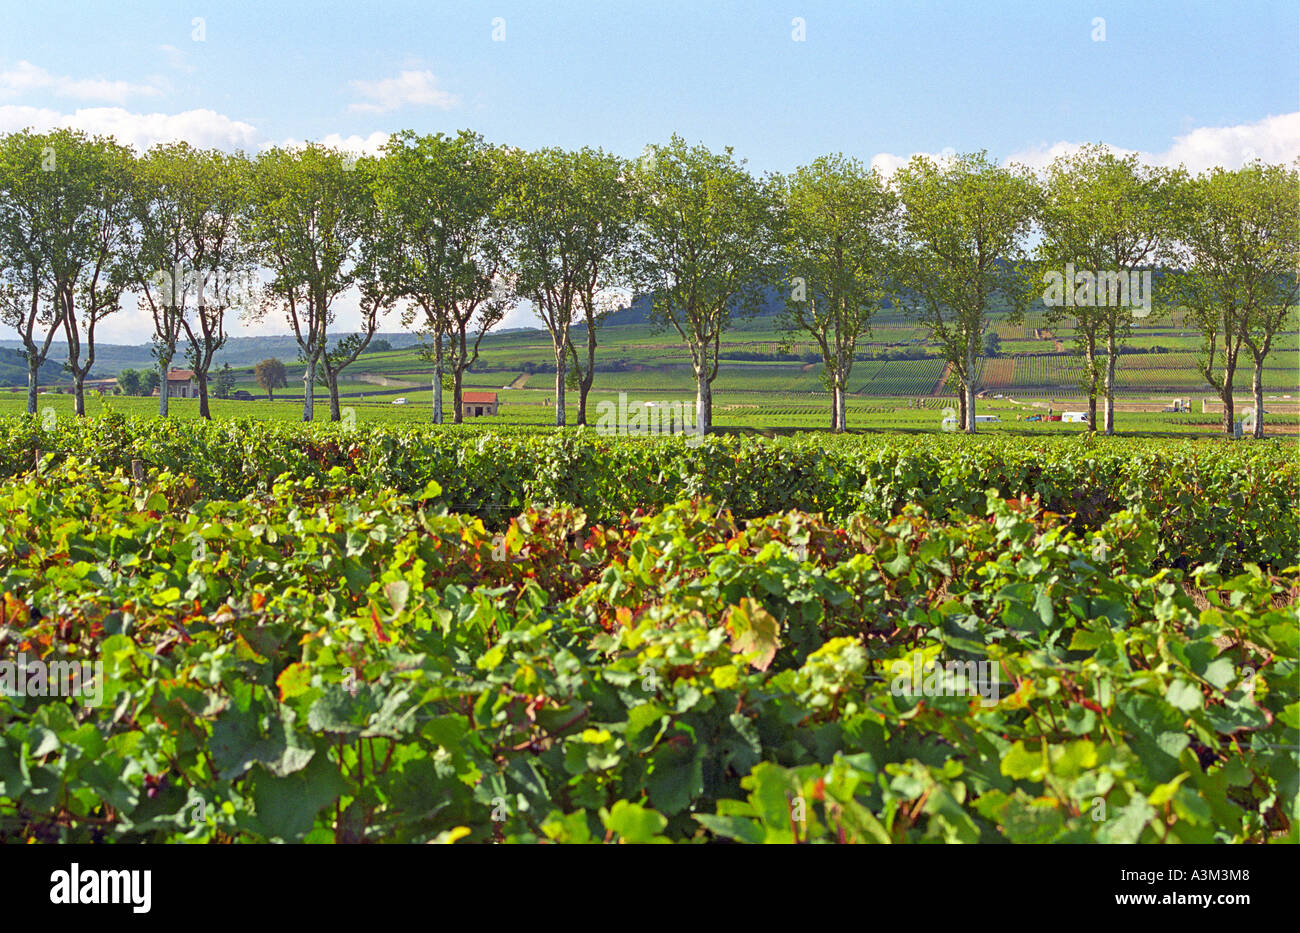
930;361;953;396
508;373;530;389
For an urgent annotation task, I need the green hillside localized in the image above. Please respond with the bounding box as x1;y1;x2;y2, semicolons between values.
0;346;66;388
238;306;1299;402
5;308;1297;436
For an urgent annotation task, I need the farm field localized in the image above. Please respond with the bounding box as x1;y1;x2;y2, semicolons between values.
7;385;1299;436
0;417;1295;844
220;312;1300;406
26;309;1297;414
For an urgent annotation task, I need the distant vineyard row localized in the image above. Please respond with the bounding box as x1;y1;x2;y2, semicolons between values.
978;352;1300;393
2;414;1295;571
457;352;1299;398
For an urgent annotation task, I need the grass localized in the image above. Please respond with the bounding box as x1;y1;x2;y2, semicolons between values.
8;307;1297;437
6;385;1298;439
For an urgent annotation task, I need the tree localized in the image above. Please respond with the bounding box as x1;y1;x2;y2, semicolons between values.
894;152;1038;433
1036;145;1178;434
116;368;141;396
629;136;777;434
1238;163;1300;438
213;363;236;399
56;134;133;416
0;130;64;414
373;130;508;424
255;357;287;400
318;154;399;421
565;289;628;425
0;129;131;416
982;330;1002;358
142;369;160;395
125;142;193;418
1173;161;1300;436
246;144;370;421
365;338;393;353
178;149;254;419
498;146;636;426
773;154;900;432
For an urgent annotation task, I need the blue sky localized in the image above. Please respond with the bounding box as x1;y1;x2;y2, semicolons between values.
2;0;1297;339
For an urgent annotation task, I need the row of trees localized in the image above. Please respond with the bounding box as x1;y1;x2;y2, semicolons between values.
776;146;1296;436
0;133;246;418
1;128;1295;433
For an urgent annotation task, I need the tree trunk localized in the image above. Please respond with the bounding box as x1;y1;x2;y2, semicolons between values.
328;372;341;422
957;389;967;434
964;337;977;433
695;368;712;436
1219;345;1238;435
576;377;591;426
1221;387;1233;434
197;372;211;419
73;374;85;417
1084;338;1098;433
159;358;171;418
302;360;315;422
554;350;566;427
1252;357;1265;438
832;372;847;433
433;337;443;425
452;370;463;425
26;357;39;415
573;325;598;426
1103;331;1117;435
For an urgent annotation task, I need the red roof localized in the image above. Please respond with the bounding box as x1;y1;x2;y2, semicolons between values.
167;368;194;381
462;392;498;404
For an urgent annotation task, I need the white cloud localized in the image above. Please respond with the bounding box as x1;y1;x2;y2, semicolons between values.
869;147;959;177
0;60;164;105
0;104;260;151
870;113;1300;179
999;140;1138;172
1003;112;1300;174
1158;112;1299;172
270;131;392;155
348;69;458;114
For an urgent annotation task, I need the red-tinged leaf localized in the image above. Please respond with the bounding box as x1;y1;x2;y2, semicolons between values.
3;592;30;626
277;662;313;701
371;605;391;643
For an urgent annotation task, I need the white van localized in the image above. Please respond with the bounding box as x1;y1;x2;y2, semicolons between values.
392;397;407;405
1062;411;1089;423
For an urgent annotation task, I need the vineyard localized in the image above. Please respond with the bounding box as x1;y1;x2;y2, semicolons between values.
854;358;951;396
983;351;1300;395
0;414;1295;843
